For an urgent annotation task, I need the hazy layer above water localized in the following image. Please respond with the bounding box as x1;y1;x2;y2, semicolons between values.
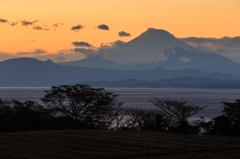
0;87;239;119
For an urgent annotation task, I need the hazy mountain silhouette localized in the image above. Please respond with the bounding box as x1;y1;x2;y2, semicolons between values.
60;28;240;76
83;77;240;89
0;58;240;87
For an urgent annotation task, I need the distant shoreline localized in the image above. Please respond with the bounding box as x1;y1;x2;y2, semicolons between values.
1;87;240;89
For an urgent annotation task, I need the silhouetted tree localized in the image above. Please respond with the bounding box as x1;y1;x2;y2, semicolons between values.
0;100;53;132
0;99;12;132
41;84;122;129
222;99;240;128
209;115;232;135
138;110;172;131
114;106;173;131
210;99;240;136
150;97;208;133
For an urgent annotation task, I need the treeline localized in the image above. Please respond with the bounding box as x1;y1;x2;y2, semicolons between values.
0;84;239;136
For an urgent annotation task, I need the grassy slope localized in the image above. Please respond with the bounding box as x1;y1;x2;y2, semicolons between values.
0;130;240;159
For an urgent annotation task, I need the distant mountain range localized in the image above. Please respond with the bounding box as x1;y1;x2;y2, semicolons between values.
59;28;240;76
0;58;240;87
81;77;240;89
1;28;240;87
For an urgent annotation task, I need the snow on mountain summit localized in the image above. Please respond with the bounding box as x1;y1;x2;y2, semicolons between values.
128;28;197;50
60;28;240;76
100;28;203;64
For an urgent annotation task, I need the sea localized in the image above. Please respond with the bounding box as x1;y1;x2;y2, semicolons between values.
0;87;240;120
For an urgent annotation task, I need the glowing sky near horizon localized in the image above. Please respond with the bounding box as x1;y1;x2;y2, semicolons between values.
0;0;240;57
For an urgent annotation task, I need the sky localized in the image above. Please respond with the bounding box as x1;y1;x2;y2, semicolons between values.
0;0;240;62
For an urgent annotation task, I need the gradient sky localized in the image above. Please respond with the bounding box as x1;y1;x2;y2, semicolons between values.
0;0;240;61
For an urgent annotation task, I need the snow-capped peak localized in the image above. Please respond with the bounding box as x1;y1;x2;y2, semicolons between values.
100;28;204;64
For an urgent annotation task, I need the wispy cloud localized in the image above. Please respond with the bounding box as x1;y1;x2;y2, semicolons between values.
118;31;131;37
32;23;64;31
10;22;18;26
21;20;38;26
1;17;64;31
1;48;86;63
53;23;64;31
97;24;109;30
32;25;50;31
181;36;240;62
54;56;66;62
0;52;16;61
16;49;47;55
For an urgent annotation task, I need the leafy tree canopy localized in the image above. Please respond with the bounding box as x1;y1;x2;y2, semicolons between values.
41;84;122;128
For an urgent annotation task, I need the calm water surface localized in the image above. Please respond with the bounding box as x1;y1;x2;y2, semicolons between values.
0;87;240;119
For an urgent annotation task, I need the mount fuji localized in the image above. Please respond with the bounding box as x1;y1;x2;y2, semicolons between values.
60;28;240;76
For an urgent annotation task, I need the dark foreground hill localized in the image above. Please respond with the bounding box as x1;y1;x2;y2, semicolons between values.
0;130;240;159
1;58;240;87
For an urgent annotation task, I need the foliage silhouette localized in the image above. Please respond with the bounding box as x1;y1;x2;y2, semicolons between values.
222;99;240;129
119;107;172;131
209;115;232;135
41;84;122;129
0;100;53;132
1;89;240;136
150;97;208;133
208;100;240;136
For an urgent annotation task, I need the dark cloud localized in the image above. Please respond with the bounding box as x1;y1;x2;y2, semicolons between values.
72;41;92;47
118;31;131;37
0;18;8;23
0;18;19;26
71;25;83;31
75;48;93;54
16;49;47;55
97;24;109;30
180;36;240;62
89;40;132;60
32;25;49;31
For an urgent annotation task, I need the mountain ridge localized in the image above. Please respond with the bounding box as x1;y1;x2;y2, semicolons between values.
81;77;240;89
59;28;240;76
0;57;240;87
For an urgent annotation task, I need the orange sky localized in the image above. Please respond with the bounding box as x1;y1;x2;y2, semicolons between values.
0;0;240;58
